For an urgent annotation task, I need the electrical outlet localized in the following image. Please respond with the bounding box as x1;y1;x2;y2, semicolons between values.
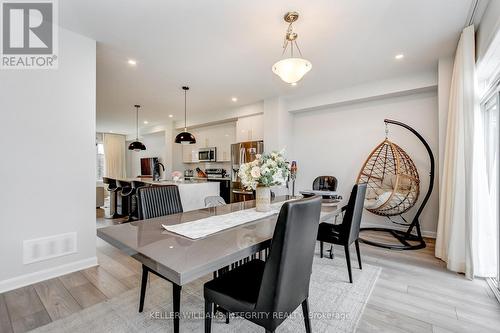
23;232;77;264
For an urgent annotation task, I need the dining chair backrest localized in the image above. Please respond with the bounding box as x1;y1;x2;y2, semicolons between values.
116;180;131;188
204;196;226;207
312;176;338;191
137;185;183;220
117;180;133;196
131;180;145;189
342;183;367;244
102;177;117;190
256;196;322;317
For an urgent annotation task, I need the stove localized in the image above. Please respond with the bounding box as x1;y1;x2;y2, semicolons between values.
205;168;226;179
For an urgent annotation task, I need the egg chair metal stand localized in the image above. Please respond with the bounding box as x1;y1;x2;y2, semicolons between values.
357;119;435;250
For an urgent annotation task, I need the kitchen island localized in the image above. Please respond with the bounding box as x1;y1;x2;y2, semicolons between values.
121;178;220;212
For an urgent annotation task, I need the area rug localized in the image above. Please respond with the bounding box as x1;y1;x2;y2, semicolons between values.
31;249;381;333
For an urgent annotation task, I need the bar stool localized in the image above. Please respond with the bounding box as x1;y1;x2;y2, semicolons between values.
116;180;132;218
103;177;121;219
128;181;145;221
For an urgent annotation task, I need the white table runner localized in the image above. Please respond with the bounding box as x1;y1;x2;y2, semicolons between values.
162;201;288;239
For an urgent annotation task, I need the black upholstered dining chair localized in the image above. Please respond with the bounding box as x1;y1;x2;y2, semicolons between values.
137;185;183;220
317;183;367;283
136;185;183;313
204;196;322;333
312;175;338;191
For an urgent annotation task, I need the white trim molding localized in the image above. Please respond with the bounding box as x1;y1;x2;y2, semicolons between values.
0;257;98;293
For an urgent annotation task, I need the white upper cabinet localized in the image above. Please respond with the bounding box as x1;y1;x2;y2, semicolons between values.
181;128;200;163
213;123;235;161
236;114;264;142
180;122;236;163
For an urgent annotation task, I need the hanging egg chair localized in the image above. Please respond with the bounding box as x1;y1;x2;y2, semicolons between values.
357;139;420;216
356;119;435;251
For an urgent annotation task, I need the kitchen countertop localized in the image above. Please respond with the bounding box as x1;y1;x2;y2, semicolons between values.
184;176;230;181
115;178;219;211
116;178;211;186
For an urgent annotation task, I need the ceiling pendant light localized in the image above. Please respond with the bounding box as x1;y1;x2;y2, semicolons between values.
128;104;147;151
272;11;312;84
175;86;196;145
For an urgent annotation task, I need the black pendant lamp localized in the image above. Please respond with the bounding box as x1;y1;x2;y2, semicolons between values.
128;104;147;151
175;86;196;144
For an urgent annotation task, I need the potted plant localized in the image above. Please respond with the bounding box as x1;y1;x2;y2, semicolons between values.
238;150;290;212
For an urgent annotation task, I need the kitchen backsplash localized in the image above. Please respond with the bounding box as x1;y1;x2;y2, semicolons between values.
180;162;231;175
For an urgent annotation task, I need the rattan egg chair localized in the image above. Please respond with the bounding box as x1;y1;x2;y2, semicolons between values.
357;140;420;216
356;119;435;250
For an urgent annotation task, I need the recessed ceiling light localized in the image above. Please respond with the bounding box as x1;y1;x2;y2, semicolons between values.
168;114;173;118
231;97;238;102
128;59;137;65
395;54;404;60
143;120;148;124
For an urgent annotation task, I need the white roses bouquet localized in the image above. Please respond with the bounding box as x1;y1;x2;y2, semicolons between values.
238;150;290;190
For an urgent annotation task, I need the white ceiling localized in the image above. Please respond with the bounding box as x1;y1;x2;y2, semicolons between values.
59;0;473;134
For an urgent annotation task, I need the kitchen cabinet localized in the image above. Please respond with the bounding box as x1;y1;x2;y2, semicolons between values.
180;122;235;163
182;143;199;163
182;128;200;163
236;114;264;142
213;124;235;161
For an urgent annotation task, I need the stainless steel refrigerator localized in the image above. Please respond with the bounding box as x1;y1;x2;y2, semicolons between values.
230;140;264;203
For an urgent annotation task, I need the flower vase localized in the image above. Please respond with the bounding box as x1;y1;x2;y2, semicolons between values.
255;186;271;212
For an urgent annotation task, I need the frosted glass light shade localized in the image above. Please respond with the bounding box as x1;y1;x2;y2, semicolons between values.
272;57;312;83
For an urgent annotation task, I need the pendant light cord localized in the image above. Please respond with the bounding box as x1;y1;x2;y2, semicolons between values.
184;89;187;131
136;106;139;140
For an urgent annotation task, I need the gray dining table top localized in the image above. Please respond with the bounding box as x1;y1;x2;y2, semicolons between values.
97;197;341;286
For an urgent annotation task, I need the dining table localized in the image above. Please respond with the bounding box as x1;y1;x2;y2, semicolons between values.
97;196;341;333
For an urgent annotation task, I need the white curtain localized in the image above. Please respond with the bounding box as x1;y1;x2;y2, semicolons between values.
103;133;126;179
436;26;497;278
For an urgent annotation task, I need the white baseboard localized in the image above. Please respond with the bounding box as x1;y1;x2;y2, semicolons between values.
0;256;98;293
360;222;436;239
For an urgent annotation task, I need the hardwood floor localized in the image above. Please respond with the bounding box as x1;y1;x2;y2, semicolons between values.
0;210;498;333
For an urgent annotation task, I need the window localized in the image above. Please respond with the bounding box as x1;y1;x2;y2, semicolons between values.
481;85;499;296
96;133;105;181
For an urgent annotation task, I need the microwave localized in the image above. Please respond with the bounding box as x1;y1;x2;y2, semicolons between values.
198;147;217;162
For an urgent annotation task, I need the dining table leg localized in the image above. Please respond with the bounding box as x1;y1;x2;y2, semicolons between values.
172;283;182;333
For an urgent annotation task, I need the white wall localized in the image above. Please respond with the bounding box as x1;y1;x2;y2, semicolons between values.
0;28;97;291
291;90;439;236
263;98;293;154
174;102;264;129
126;131;168;178
285;71;437;113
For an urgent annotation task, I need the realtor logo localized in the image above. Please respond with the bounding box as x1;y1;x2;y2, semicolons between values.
1;0;58;69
